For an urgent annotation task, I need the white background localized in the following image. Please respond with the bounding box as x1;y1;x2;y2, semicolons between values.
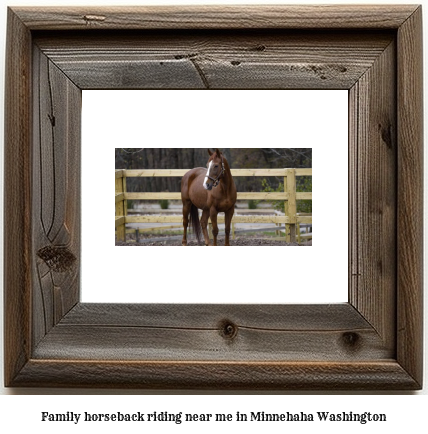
0;0;427;430
82;90;348;304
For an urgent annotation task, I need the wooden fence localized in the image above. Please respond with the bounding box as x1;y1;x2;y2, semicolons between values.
116;168;312;243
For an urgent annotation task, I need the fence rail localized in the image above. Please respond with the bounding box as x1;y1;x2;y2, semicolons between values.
115;168;312;243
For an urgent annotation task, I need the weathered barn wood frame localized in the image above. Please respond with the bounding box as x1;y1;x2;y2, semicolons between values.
4;5;423;389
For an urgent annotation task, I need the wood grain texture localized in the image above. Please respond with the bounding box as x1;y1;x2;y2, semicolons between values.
3;9;32;387
60;303;372;329
32;46;81;349
11;5;420;30
32;304;390;363
349;40;397;353
4;5;423;390
396;6;423;387
12;361;419;390
35;31;393;90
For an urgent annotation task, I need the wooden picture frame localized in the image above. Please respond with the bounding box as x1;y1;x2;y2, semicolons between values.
4;5;423;389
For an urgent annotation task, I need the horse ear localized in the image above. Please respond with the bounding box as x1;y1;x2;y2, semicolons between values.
215;148;222;157
208;149;213;156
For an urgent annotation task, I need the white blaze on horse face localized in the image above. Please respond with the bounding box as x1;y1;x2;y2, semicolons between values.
203;160;213;190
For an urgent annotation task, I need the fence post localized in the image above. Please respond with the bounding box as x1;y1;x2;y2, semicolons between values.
284;172;290;242
285;169;297;243
115;170;126;242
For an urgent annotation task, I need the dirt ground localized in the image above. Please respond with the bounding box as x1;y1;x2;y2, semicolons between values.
116;235;311;247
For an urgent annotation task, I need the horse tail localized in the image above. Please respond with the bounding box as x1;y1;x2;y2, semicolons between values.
189;203;202;244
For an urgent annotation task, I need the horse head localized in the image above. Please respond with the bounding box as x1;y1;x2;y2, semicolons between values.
203;149;225;190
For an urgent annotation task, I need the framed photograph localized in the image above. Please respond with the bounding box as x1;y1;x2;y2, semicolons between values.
4;5;423;389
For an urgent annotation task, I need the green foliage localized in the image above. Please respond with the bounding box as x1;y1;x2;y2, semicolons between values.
248;199;259;209
261;177;312;214
297;176;312;213
159;199;170;210
116;148;312;195
261;179;285;212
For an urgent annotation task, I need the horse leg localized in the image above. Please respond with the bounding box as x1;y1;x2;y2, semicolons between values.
210;209;219;246
200;209;211;246
182;200;191;246
224;206;235;246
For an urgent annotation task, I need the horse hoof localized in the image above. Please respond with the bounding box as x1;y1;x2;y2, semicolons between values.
182;241;187;246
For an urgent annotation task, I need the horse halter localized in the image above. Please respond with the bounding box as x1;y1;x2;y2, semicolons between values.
207;154;225;188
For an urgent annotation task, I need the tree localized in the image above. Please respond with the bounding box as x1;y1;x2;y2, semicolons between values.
115;148;311;194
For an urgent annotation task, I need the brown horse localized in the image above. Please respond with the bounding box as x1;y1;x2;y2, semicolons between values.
181;149;237;246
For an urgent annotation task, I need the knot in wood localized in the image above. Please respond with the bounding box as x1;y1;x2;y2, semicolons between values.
83;15;106;23
341;332;361;350
253;45;266;51
219;320;238;340
37;245;76;272
378;122;393;149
